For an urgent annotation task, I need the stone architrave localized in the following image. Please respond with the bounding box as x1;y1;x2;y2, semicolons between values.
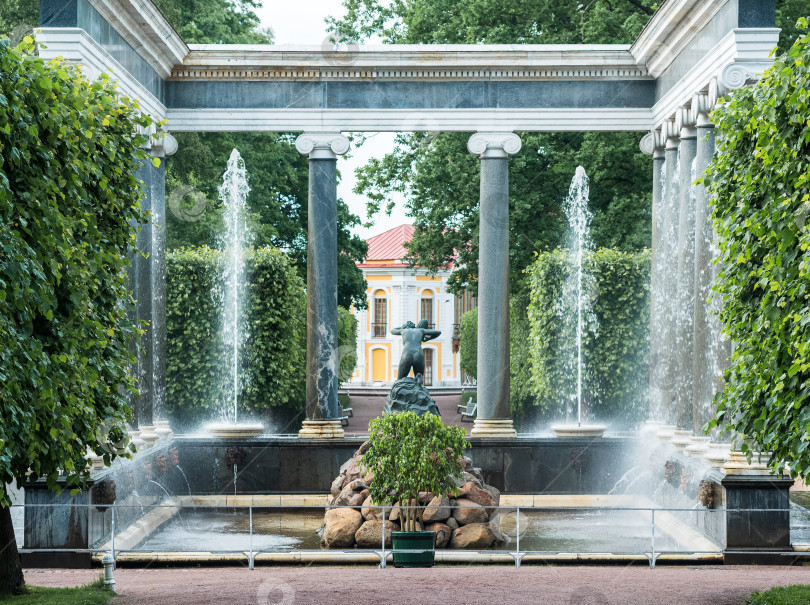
296;133;350;439
467;132;521;438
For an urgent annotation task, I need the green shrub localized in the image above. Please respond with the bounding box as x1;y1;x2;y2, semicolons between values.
166;246;358;427
705;20;810;478
459;307;478;379
528;248;650;426
0;38;151;504
166;246;305;426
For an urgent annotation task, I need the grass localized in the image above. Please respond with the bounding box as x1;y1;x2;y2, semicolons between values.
745;585;810;604
0;577;113;605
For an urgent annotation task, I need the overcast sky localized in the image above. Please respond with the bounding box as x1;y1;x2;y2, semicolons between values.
255;1;408;241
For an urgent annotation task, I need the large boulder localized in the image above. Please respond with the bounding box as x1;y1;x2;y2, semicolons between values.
422;495;451;523
449;523;496;549
457;482;497;516
334;479;368;508
452;498;488;525
339;457;364;488
383;376;441;417
425;522;452;548
361;496;383;521
355;519;397;548
330;474;345;498
322;508;363;547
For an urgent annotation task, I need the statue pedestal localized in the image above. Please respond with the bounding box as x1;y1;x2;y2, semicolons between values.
471;419;517;438
298;420;345;439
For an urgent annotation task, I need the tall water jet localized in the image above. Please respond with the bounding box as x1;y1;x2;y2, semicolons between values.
552;167;606;438
208;150;263;438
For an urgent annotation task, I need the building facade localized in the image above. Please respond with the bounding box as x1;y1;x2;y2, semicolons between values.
350;225;476;387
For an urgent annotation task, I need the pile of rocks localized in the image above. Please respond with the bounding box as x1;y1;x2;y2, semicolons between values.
320;443;504;550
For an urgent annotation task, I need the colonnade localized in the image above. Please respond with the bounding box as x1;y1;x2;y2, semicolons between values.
645;77;739;434
295;132;521;438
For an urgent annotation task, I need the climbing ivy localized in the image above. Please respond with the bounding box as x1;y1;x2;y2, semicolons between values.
528;249;650;426
705;20;810;478
0;39;152;502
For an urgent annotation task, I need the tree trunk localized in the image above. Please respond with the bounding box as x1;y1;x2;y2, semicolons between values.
0;505;24;595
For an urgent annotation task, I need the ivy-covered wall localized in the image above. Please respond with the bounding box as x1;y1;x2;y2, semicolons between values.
528;249;651;427
165;246;357;429
706;20;810;478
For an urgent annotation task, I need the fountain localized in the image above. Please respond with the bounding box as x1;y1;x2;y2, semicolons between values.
552;167;606;438
206;150;264;438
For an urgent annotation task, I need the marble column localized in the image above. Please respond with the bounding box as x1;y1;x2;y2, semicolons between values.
659;131;681;425
467;132;521;438
131;161;156;446
295;133;350;439
150;133;177;441
692;104;731;434
649;142;666;420
675;112;698;430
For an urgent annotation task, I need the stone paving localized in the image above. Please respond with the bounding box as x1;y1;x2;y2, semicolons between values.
24;565;810;605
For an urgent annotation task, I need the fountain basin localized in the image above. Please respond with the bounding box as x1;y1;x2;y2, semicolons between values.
552;424;607;438
207;423;264;438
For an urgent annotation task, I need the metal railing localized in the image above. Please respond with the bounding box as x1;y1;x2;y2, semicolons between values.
15;502;804;570
371;323;387;338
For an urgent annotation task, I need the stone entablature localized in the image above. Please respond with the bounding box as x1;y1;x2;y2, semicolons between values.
172;44;649;81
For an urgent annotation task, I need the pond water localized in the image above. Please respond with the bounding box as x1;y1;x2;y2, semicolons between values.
133;507;709;554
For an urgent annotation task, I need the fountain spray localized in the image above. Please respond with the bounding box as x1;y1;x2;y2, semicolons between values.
218;150;250;425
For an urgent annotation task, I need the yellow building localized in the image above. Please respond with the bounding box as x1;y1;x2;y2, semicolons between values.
350;224;476;387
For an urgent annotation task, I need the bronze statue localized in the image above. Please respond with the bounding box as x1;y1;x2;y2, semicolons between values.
384;319;442;417
391;319;441;379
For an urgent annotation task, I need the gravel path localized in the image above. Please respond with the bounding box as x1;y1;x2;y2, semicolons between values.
24;565;810;605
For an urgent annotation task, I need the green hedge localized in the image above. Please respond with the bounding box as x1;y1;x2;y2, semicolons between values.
166;246;358;428
528;248;650;426
459;308;477;379
705;21;810;478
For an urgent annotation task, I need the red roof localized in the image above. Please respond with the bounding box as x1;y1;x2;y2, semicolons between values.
357;223;453;270
361;224;414;265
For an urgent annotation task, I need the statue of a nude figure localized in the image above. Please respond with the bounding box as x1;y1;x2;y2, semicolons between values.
391;319;441;380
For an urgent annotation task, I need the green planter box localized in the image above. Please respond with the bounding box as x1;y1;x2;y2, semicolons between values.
391;531;436;568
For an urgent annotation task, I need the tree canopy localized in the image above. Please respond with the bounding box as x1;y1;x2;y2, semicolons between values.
706;20;810;479
329;0;657;294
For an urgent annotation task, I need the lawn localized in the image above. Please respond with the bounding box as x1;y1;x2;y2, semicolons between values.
0;578;113;605
745;585;810;605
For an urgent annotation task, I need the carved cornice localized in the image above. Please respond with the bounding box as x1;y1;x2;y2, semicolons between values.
467;132;522;159
295;132;350;159
169;66;650;82
172;45;650;82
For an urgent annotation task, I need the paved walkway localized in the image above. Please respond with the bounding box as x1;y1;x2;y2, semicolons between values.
25;565;810;605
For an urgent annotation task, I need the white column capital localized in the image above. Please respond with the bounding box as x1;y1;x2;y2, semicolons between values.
639;132;655;155
718;61;771;95
295;132;350;159
150;132;178;157
467;132;522;159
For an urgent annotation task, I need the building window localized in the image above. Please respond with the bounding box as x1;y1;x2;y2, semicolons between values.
420;289;434;329
423;348;434;386
373;290;387;338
